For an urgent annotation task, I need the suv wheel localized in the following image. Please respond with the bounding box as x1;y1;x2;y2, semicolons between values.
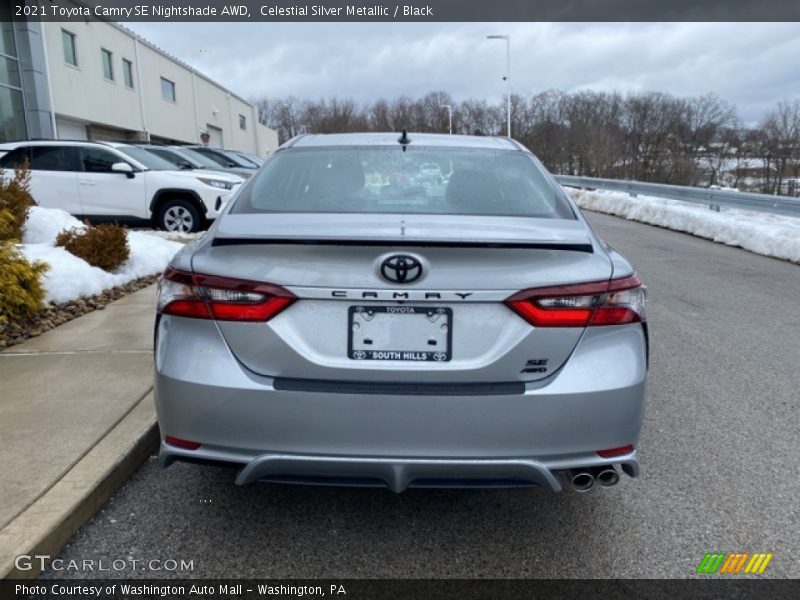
158;199;201;233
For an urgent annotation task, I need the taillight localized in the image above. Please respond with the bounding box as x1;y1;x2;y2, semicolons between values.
157;267;295;322
506;274;646;327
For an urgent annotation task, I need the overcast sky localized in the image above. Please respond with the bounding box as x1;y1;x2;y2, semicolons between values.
127;22;800;123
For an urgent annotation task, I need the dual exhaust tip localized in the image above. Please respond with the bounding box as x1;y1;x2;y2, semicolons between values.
570;466;620;492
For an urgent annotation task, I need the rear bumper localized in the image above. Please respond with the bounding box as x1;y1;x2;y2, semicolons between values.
155;317;647;492
160;444;639;493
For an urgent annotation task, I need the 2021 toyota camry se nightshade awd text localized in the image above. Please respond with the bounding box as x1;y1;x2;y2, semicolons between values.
155;132;648;493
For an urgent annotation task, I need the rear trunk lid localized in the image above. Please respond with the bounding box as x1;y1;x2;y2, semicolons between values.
192;214;611;383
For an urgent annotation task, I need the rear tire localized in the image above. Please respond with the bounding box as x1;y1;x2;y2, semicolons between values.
157;199;202;233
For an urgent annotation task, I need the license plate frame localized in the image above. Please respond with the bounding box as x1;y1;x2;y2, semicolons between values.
347;305;452;362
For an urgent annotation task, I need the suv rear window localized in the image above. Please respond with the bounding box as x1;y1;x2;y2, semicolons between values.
31;146;78;171
0;146;79;171
0;146;31;169
232;147;574;219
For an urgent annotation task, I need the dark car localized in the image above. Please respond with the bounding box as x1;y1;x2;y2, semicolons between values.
185;146;260;170
134;145;253;179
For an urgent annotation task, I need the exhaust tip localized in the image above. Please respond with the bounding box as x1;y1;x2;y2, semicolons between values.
570;470;595;493
596;467;620;487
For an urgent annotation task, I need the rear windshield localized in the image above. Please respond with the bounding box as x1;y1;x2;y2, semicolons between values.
232;146;574;219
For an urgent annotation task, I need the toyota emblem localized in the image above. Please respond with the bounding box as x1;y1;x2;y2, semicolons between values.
380;254;423;284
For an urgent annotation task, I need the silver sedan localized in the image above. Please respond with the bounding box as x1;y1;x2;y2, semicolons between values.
154;132;648;493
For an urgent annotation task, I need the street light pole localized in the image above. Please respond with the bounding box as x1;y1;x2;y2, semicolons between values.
487;34;511;138
440;104;452;134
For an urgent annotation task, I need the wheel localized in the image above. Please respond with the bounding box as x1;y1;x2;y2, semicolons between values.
157;199;202;233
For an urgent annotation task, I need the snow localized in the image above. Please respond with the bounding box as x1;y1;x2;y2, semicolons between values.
19;207;184;304
22;206;85;244
567;188;800;264
695;157;768;171
130;228;199;242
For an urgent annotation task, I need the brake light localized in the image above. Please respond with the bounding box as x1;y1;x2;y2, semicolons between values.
506;274;646;327
157;267;295;322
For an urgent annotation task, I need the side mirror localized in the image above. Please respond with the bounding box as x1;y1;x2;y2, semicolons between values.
111;162;135;179
226;162;236;168
178;162;193;170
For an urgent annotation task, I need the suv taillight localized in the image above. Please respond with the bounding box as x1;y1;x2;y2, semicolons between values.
157;267;295;322
506;274;646;327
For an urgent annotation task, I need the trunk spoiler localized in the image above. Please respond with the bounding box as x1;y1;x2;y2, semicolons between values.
211;237;594;253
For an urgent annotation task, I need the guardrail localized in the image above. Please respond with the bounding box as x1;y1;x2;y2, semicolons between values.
554;175;800;218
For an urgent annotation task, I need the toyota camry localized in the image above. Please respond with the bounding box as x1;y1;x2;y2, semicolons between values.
155;132;648;493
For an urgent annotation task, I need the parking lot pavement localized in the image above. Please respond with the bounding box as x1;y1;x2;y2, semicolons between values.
40;212;800;579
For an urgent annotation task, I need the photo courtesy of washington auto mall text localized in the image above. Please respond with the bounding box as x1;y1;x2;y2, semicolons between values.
14;583;347;598
1;0;800;599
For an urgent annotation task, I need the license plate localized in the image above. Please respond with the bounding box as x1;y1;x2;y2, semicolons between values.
348;305;452;362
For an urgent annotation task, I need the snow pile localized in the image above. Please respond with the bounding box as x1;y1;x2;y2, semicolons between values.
22;206;86;244
20;207;183;303
131;229;200;242
568;188;800;264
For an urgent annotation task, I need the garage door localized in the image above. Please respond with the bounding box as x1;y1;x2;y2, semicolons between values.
57;118;87;140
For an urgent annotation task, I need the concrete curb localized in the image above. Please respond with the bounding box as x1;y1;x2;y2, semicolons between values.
0;391;159;580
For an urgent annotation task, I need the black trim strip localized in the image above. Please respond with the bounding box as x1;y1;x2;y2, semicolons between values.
273;378;525;396
212;237;594;252
73;215;151;227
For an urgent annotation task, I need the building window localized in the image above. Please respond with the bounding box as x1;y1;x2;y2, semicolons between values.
101;49;113;81
123;59;134;88
0;56;21;89
239;114;246;130
0;14;17;58
160;77;176;103
62;30;78;67
0;4;25;143
0;87;27;142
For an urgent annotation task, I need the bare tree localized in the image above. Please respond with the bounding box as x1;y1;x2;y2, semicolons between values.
761;99;800;194
456;98;502;136
253;90;800;195
255;96;305;144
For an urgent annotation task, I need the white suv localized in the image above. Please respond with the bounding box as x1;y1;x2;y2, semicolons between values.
0;140;245;232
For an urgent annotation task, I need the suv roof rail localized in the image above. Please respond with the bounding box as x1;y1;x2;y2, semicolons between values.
89;139;169;146
124;141;171;147
25;137;113;145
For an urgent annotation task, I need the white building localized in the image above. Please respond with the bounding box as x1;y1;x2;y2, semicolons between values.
1;3;278;155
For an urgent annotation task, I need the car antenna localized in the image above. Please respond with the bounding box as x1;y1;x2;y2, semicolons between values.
398;129;411;151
